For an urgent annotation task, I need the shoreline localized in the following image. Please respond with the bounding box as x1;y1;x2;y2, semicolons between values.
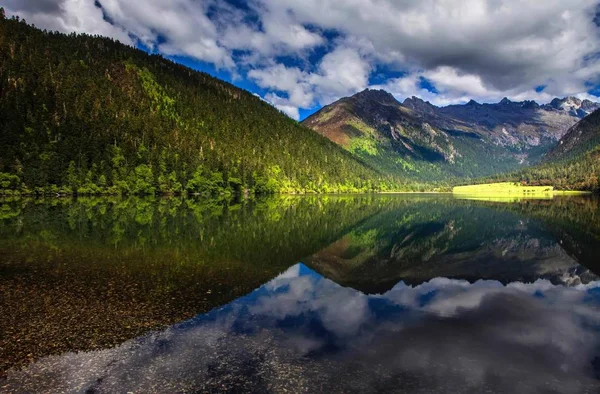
377;191;451;194
0;189;595;199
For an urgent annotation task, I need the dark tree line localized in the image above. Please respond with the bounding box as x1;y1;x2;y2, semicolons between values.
474;154;600;193
508;150;600;192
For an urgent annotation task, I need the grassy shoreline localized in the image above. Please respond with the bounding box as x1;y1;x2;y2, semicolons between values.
0;184;594;200
453;182;553;196
452;182;592;199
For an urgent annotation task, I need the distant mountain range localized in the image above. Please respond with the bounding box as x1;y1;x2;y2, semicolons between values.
303;89;599;181
542;96;600;118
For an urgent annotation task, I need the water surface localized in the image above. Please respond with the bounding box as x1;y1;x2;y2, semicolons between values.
1;195;599;393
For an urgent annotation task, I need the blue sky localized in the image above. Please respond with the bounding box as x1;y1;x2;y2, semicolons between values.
5;0;600;120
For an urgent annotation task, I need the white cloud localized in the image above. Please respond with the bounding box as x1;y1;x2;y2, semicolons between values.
219;0;324;57
265;93;301;120
371;64;600;107
257;0;600;107
249;45;372;118
5;0;600;114
423;67;491;98
98;0;235;68
4;0;133;45
4;0;324;70
309;46;372;103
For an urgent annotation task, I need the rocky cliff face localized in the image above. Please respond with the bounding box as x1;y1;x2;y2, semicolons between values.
543;97;600;118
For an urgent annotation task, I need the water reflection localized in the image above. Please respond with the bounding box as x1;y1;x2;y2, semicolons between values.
0;195;390;374
4;264;599;393
1;194;600;387
304;196;600;293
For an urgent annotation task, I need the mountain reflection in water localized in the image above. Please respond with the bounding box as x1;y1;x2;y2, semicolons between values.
1;194;600;393
4;264;600;394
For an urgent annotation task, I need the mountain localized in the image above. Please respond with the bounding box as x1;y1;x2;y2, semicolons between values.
303;89;597;181
303;89;465;178
486;109;600;191
0;13;399;195
542;97;600;118
530;108;600;191
543;108;600;162
415;96;589;142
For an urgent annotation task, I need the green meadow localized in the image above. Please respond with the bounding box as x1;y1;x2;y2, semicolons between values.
453;182;554;197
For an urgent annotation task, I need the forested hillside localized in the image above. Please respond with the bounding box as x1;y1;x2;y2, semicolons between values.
0;11;405;196
481;110;600;191
543;109;600;162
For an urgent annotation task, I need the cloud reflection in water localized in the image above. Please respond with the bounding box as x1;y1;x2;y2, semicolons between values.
5;264;600;393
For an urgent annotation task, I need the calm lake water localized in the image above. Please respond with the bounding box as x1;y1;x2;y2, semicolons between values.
1;194;600;393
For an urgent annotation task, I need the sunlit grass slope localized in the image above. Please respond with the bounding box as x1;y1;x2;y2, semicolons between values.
453;182;554;197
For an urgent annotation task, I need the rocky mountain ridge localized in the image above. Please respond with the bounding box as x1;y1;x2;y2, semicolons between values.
543;96;600;118
303;89;599;180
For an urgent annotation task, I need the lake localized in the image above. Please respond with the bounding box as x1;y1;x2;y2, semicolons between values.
1;194;600;393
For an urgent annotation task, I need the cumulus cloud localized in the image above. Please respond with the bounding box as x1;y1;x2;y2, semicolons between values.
4;0;600;117
260;0;600;111
248;45;372;116
220;2;323;57
371;66;564;107
264;93;301;120
261;0;600;85
4;0;325;71
3;0;133;44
